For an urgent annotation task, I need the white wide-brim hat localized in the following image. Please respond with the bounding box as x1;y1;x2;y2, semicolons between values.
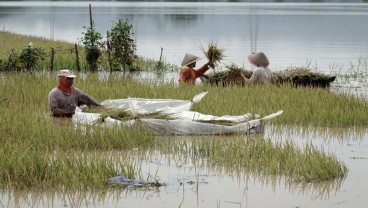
57;69;77;78
248;52;269;67
181;53;202;66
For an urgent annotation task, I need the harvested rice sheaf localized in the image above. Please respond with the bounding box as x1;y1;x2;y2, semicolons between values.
201;65;336;88
83;106;175;123
200;41;225;68
82;106;255;126
274;67;336;87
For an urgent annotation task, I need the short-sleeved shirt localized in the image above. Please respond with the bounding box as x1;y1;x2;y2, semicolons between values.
48;87;100;117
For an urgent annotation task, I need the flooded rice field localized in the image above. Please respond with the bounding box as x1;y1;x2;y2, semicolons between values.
1;125;367;208
0;1;368;207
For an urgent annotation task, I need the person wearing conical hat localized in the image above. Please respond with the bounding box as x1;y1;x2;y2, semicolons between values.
242;52;275;85
179;53;212;84
48;69;101;117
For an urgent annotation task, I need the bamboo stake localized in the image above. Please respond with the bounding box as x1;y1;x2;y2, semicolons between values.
89;4;93;29
155;47;163;70
50;48;55;71
106;31;112;72
75;44;80;71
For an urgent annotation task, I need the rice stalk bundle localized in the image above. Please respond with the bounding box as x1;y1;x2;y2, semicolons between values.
201;64;335;87
200;40;225;68
274;66;336;87
83;106;174;122
83;106;257;126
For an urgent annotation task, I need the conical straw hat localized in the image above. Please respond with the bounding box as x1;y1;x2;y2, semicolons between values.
248;52;269;67
181;53;202;66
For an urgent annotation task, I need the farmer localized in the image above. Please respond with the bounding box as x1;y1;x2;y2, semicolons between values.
179;53;212;84
242;52;275;85
48;69;101;117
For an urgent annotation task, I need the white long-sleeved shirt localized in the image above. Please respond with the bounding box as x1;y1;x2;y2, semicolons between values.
247;67;274;84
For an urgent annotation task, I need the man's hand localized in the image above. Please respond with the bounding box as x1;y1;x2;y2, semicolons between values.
66;104;76;115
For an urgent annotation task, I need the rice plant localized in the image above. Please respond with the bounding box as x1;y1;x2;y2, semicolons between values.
0;55;366;190
157;136;348;183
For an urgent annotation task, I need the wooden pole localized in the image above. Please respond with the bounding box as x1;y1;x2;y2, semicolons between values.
89;4;93;29
156;47;163;70
75;44;81;71
50;48;55;71
106;31;112;72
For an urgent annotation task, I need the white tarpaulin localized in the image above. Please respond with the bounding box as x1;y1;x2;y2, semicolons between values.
72;92;283;135
101;92;208;116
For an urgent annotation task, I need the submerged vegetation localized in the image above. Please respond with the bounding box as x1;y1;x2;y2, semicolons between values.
160;136;347;183
0;70;364;190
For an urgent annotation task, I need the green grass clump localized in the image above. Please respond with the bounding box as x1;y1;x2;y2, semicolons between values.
0;146;139;189
190;84;368;127
159;136;348;182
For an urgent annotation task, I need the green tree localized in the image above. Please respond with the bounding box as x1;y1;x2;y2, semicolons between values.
1;43;45;71
80;21;102;72
108;19;137;71
19;42;46;71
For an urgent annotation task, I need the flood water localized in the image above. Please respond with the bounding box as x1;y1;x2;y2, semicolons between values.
1;1;368;208
1;125;367;208
1;1;368;73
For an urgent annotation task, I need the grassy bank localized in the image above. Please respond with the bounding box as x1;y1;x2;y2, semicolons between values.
0;31;173;71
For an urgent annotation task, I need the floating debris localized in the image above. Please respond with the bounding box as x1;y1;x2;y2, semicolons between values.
106;176;164;189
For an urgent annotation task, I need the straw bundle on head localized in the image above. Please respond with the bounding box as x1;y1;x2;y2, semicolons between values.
200;40;225;68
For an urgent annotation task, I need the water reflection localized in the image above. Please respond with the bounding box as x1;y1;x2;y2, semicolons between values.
0;188;160;208
268;124;368;144
0;146;346;208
